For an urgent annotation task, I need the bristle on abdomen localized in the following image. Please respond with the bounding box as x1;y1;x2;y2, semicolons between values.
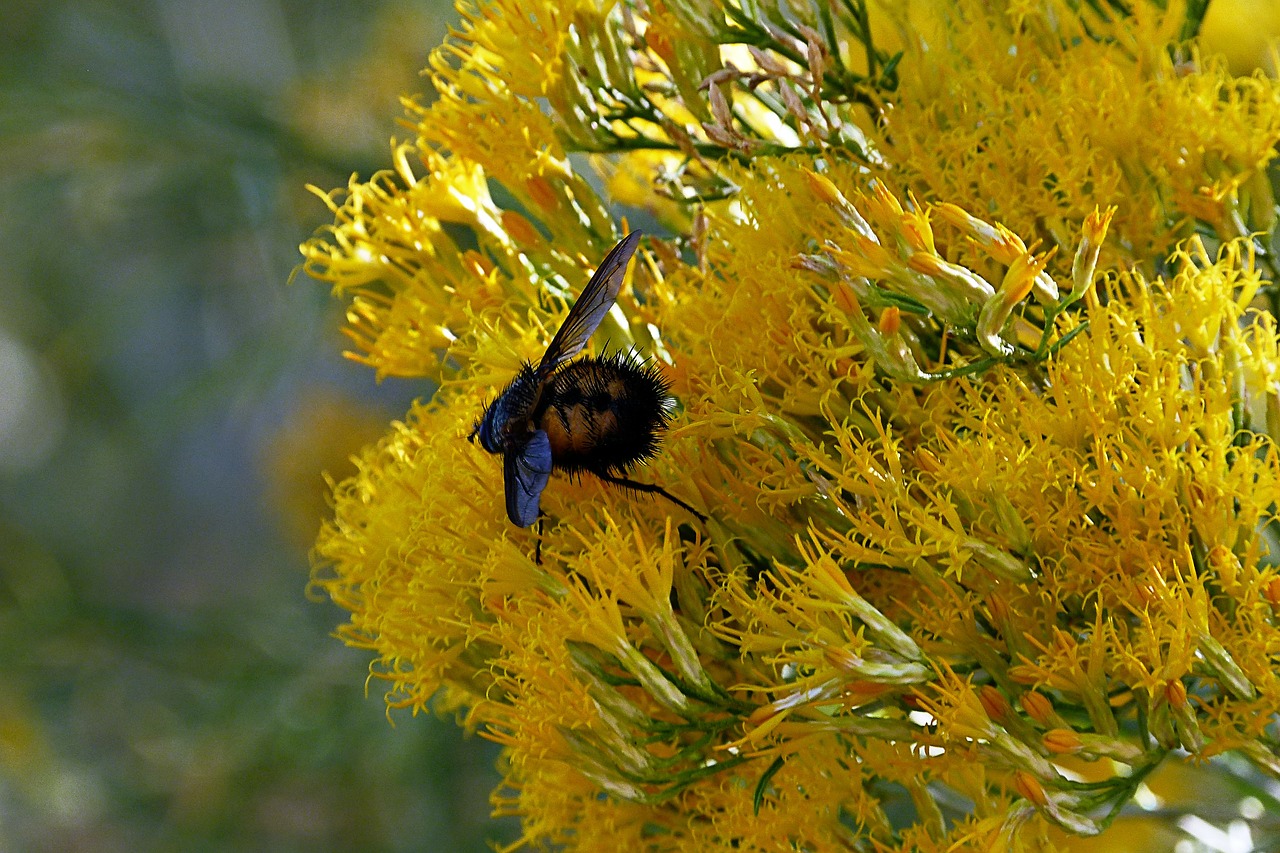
534;352;672;477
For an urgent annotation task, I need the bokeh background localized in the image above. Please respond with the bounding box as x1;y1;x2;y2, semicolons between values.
0;1;516;850
3;0;1280;851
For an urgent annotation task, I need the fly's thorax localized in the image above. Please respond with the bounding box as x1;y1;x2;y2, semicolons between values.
475;362;541;454
534;353;673;476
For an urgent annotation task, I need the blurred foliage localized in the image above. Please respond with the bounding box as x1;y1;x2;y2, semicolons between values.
0;1;515;850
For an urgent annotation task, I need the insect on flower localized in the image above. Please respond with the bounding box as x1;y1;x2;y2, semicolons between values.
470;231;706;528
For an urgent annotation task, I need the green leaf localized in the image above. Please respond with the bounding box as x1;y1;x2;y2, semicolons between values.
753;755;787;814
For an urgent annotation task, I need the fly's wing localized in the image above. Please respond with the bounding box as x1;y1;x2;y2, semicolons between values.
504;429;553;527
536;231;641;379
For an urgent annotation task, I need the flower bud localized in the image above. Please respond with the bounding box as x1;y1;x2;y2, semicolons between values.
1042;728;1083;754
1020;691;1055;726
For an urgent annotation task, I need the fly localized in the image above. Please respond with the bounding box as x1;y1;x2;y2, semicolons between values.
470;231;705;529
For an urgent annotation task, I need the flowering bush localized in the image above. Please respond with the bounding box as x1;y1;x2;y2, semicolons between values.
300;0;1280;848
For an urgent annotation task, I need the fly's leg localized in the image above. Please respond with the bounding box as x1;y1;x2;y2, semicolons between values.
594;473;708;523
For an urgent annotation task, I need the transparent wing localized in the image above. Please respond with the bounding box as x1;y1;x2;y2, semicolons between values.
536;231;641;378
504;429;553;527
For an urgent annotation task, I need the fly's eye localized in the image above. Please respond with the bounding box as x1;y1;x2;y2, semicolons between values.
471;401;508;454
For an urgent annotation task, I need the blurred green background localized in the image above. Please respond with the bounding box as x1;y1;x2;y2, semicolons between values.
0;1;516;850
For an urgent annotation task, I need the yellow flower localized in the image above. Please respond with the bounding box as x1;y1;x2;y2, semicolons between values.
303;0;1280;848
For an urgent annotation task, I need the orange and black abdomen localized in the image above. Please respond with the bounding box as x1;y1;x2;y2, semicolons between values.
534;352;672;477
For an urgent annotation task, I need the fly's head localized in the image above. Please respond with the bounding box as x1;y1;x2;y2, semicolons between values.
469;398;502;453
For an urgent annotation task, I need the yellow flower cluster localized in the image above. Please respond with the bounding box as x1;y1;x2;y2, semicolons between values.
301;0;1280;849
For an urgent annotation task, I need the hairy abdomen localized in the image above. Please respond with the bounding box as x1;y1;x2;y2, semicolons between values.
534;355;672;476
